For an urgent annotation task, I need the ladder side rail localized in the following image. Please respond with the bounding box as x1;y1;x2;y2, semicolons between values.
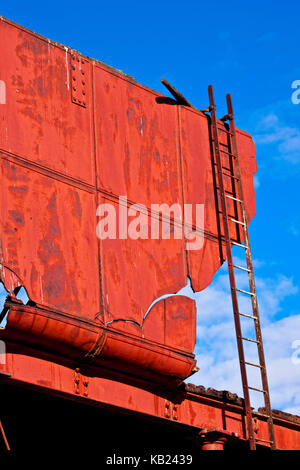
226;94;276;449
208;85;256;450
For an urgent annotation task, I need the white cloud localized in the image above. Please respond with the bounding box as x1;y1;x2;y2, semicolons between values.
253;111;300;164
289;220;299;237
187;265;300;414
253;175;260;189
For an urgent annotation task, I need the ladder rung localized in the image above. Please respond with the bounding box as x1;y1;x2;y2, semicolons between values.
219;141;230;148
239;312;258;320
217;209;236;218
220;149;236;158
215;187;236;196
231;241;248;248
236;288;255;296
216;126;234;136
255;438;273;444
213;162;232;172
226;195;243;203
248;386;265;393
211;140;232;149
241;336;260;344
233;264;250;272
256;412;272;420
222;171;239;180
229;218;246;226
245;361;263;369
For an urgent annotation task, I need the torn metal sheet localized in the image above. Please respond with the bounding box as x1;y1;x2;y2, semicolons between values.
0;17;256;380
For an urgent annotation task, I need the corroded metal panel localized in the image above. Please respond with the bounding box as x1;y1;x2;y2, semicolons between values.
0;157;100;318
0;19;95;184
94;64;183;209
98;195;187;325
94;65;189;324
0;16;257;381
179;106;256;291
179;106;222;292
1;345;300;450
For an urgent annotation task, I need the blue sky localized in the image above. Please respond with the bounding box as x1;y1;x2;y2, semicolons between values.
1;1;300;413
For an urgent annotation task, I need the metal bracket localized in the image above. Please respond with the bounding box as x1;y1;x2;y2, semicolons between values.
252;417;259;434
74;367;89;396
164;400;178;421
70;52;88;108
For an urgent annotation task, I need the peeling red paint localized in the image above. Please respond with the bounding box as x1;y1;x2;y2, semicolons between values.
1;17;294;451
0;16;257;379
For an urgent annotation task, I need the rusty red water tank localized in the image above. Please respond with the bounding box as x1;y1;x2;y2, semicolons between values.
0;16;256;382
1;16;300;452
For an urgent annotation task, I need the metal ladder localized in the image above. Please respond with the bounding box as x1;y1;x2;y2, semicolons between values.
0;419;10;451
205;85;276;450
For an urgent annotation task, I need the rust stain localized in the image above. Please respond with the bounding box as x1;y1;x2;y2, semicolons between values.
8;210;24;227
0;17;256;383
